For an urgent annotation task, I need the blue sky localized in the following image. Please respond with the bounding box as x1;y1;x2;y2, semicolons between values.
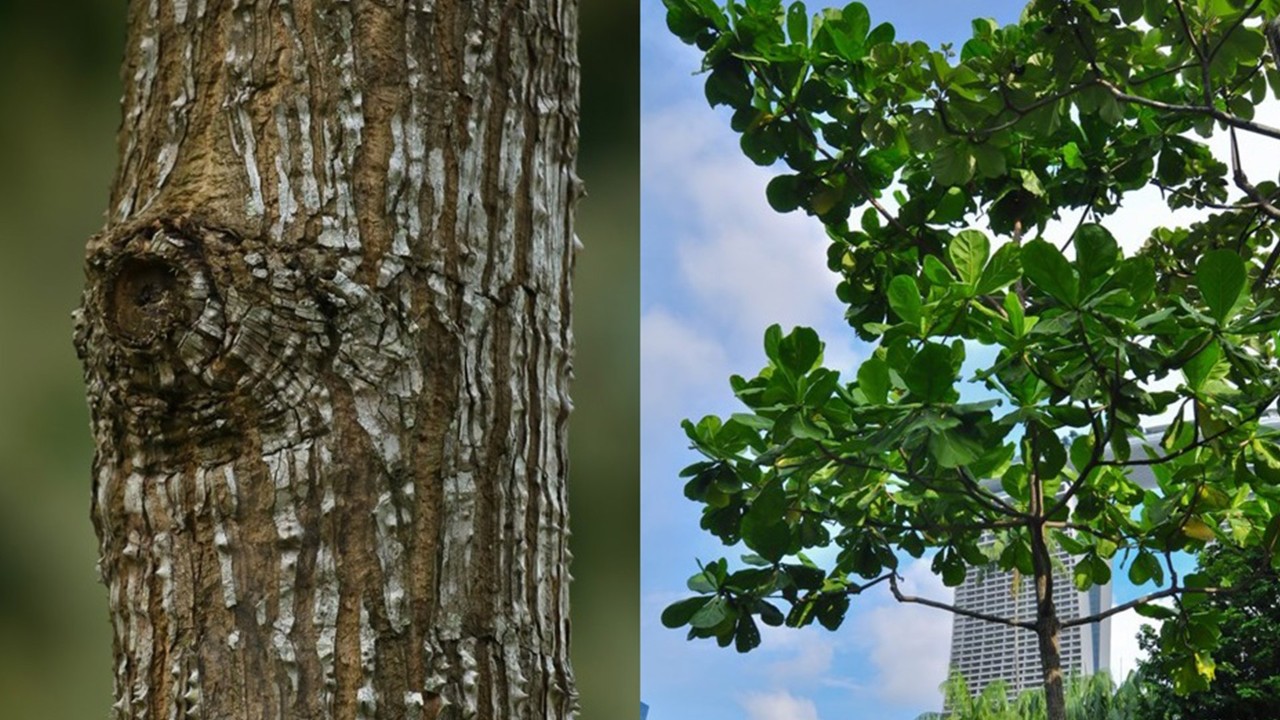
640;3;1280;718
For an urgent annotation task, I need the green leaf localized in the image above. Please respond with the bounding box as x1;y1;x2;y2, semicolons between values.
1196;250;1246;322
1004;291;1026;336
857;356;890;405
924;255;955;285
662;596;712;628
735;614;762;652
816;593;849;630
1015;168;1045;197
941;556;967;586
843;2;871;44
730;413;774;431
688;570;718;593
1073;555;1094;590
931;186;968;223
866;21;895;47
1182;339;1222;392
1118;0;1143;23
742;481;792;561
903;342;954;402
1128;551;1161;585
1073;224;1118;292
1046;405;1092;428
887;275;923;328
763;324;783;364
741;124;781;166
1061;141;1085;169
973;143;1007;178
1069;434;1094;474
929;428;983;468
949;230;990;289
977;242;1022;294
705;63;753;108
1135;602;1178;620
786;1;808;44
776;326;823;376
933;142;975;186
1054;531;1086;555
1022;239;1079;305
1035;430;1068;479
689;596;733;628
742;515;788;561
758;600;786;626
766;174;804;213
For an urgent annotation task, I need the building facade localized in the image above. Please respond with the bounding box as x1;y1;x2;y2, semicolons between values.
946;541;1111;701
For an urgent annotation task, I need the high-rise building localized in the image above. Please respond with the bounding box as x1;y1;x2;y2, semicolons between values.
942;414;1279;707
940;419;1195;703
946;541;1112;701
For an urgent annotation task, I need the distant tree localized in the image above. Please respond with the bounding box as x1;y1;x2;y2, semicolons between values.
1132;544;1280;719
658;2;1280;720
943;671;1156;720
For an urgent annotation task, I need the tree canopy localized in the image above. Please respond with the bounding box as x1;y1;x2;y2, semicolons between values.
1133;543;1280;718
659;0;1280;717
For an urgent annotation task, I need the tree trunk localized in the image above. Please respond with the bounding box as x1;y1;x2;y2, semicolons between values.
72;1;580;718
1030;527;1066;718
1027;428;1066;720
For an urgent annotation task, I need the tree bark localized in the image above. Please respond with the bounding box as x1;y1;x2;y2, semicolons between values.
72;1;580;718
1028;430;1066;720
1032;532;1067;720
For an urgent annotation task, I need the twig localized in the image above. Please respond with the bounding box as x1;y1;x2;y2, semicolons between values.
1204;0;1266;67
1098;396;1278;468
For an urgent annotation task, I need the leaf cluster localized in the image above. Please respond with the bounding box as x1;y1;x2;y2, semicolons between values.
661;0;1280;695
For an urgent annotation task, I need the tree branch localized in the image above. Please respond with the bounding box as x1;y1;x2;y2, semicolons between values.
1097;79;1280;141
844;572;895;595
1228;127;1280;223
1097;396;1278;469
1044;520;1125;545
889;573;1037;630
1152;179;1262;212
1061;585;1235;628
1043;379;1109;519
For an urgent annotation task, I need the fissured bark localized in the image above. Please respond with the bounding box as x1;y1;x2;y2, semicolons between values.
74;1;581;718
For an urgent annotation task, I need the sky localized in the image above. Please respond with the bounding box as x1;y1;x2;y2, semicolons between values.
640;3;1280;718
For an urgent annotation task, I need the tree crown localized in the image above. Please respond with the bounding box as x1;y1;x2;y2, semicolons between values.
661;0;1280;697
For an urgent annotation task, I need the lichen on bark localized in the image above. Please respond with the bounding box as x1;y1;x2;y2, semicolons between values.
73;1;581;718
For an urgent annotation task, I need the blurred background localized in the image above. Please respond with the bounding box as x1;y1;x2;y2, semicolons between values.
0;0;637;717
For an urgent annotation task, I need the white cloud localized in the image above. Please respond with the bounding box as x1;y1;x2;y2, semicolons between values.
641;307;731;420
739;690;821;720
757;624;839;682
1108;600;1171;681
855;558;954;708
644;104;844;343
1058;99;1280;257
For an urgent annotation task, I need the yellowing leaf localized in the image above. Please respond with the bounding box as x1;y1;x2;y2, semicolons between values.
1182;518;1217;542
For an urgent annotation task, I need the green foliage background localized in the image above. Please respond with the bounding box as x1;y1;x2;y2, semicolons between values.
940;672;1159;720
0;1;638;718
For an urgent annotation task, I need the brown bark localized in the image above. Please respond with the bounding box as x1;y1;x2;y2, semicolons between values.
1028;428;1066;720
1031;531;1066;720
72;1;580;718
